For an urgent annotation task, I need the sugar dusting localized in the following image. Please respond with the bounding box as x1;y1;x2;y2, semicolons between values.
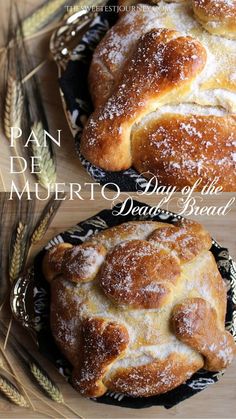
65;245;105;280
92;0;236;115
51;221;233;395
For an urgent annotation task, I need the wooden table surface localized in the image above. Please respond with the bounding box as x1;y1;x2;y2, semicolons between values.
0;0;91;192
0;194;235;419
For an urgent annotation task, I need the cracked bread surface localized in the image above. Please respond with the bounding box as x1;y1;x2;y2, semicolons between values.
81;0;236;190
43;220;236;397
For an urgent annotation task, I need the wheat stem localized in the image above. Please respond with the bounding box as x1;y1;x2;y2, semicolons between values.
20;0;66;38
0;21;62;56
0;364;68;418
1;342;84;418
0;343;34;410
0;292;9;313
0;48;7;70
22;59;48;84
3;317;12;350
22;21;62;42
0;345;15;379
29;409;55;418
63;402;86;419
0;168;6;192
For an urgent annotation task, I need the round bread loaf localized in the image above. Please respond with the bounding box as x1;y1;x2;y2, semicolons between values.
80;0;236;191
43;220;236;397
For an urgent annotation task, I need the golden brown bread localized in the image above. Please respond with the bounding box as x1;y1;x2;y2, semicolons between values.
43;243;73;282
133;113;236;190
72;318;129;397
43;220;236;398
172;298;236;370
100;240;181;308
192;0;236;39
61;243;106;283
118;0;236;38
80;0;236;191
148;219;212;262
105;353;203;397
81;28;207;171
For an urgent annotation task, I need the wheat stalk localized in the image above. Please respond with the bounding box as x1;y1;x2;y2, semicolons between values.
30;194;63;245
30;362;85;418
9;221;27;282
4;76;23;141
0;375;28;407
31;207;54;244
0;364;68;419
3;317;12;350
0;324;84;418
30;362;64;403
22;59;48;84
20;0;67;38
3;77;27;187
0;168;6;192
0;342;35;410
31;121;56;190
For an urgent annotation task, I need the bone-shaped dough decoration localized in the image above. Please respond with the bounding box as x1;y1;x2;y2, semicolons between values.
43;221;236;397
80;0;236;190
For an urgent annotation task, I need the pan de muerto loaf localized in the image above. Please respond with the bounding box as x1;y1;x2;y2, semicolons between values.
80;0;236;191
43;220;236;397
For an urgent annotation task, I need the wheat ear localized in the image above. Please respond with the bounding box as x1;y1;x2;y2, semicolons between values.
3;76;27;187
20;0;66;38
0;364;68;419
30;362;64;403
0;375;28;407
31;193;63;244
9;221;27;282
0;344;35;410
31;121;56;189
4;76;23;140
31;206;54;244
30;362;85;418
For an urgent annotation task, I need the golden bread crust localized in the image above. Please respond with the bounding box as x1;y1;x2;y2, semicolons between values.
192;0;236;38
105;353;203;397
43;220;236;397
42;243;73;282
83;1;236;190
148;219;212;262
171;297;236;370
82;28;206;171
132;114;236;190
61;243;107;283
72;318;129;397
99;240;181;308
118;0;236;38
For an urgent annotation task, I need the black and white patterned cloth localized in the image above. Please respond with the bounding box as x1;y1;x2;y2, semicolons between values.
59;0;157;192
31;200;236;409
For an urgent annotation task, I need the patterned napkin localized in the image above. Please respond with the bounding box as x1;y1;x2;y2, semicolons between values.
30;200;236;409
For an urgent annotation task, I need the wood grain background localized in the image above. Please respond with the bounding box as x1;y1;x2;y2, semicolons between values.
0;193;235;418
0;0;91;192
